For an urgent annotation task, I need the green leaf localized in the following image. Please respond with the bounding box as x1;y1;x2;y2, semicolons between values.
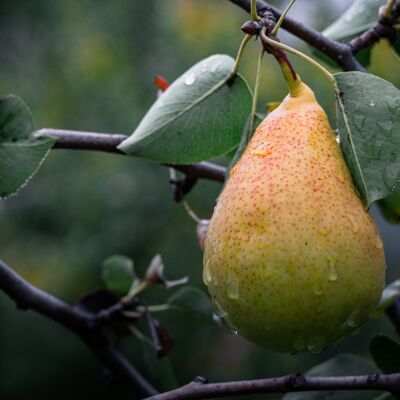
167;286;213;320
334;72;400;206
101;255;136;295
283;354;383;400
370;334;400;373
312;0;386;68
0;95;56;198
378;192;400;223
322;0;385;42
118;54;252;163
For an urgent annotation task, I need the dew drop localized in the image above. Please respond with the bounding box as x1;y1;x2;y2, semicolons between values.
251;141;274;157
292;337;306;351
375;234;383;249
307;336;325;353
212;61;222;73
227;275;239;300
211;298;226;318
368;100;376;107
318;222;329;236
313;283;323;296
346;309;361;328
328;260;338;282
335;174;345;184
203;260;212;286
335;135;341;144
346;214;359;233
184;73;197;86
223;313;239;335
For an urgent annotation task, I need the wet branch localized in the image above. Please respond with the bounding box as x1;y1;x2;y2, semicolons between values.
35;129;226;183
0;260;158;397
146;372;400;400
228;0;400;71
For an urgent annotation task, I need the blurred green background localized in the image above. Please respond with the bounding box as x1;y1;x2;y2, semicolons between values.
0;1;399;399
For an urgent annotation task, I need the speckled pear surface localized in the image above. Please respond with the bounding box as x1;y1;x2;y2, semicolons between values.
203;82;385;353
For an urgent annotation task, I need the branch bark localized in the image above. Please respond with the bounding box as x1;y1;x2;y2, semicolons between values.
35;129;226;183
145;372;400;400
228;0;400;71
0;260;158;397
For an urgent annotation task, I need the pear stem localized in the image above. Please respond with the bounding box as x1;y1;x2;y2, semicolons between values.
260;31;336;88
231;34;252;77
250;0;261;20
249;48;265;134
271;0;297;35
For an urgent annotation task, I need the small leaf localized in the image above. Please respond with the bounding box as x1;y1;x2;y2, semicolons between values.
334;72;400;206
0;95;56;198
283;354;383;400
196;219;210;251
322;0;385;42
102;255;136;295
118;54;252;163
167;286;213;320
370;334;400;373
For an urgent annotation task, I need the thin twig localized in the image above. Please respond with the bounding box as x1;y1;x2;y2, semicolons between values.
0;260;158;397
145;372;400;400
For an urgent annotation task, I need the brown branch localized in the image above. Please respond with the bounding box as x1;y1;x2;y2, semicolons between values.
0;260;158;397
228;0;400;71
34;129;226;183
146;372;400;400
349;0;400;53
227;0;364;71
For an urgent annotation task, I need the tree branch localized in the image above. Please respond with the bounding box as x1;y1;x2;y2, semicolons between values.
145;372;400;400
0;260;158;397
228;0;400;71
34;129;226;183
349;0;400;53
227;0;364;71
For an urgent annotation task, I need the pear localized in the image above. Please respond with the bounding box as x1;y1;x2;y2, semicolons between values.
203;81;385;353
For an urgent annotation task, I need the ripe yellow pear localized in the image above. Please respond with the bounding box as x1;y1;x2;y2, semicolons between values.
203;81;386;353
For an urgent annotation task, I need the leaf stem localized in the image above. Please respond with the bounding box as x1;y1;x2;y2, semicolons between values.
183;200;201;223
384;0;397;18
249;48;264;134
231;34;252;76
271;0;297;35
250;0;260;20
260;31;336;87
122;280;149;302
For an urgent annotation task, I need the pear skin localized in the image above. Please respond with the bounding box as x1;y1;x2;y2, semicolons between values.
203;82;385;353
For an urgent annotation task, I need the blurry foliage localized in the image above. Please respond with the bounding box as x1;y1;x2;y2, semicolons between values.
0;1;399;400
